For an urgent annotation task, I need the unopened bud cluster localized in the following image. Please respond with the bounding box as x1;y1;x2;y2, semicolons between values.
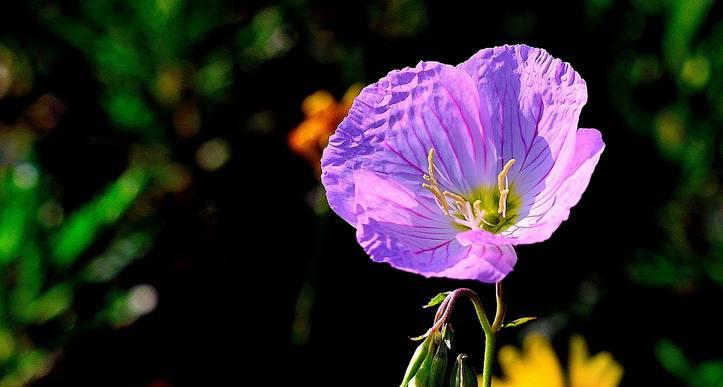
400;328;477;387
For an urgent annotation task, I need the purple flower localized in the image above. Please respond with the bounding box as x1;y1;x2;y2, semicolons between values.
321;45;604;283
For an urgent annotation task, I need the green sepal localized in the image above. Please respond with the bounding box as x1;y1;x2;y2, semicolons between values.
502;317;537;329
424;292;451;308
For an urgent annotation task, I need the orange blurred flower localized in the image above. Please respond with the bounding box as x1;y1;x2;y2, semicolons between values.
489;333;623;387
288;84;362;176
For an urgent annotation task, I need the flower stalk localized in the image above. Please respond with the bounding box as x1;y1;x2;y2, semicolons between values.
406;284;505;387
480;282;505;387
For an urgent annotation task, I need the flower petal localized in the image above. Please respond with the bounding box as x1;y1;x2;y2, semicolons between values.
458;44;588;211
569;335;624;387
322;61;497;225
459;45;603;244
354;171;516;282
433;244;517;283
496;334;565;387
456;229;512;246
506;128;605;243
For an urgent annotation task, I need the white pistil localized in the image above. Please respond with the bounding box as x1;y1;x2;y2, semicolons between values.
497;159;516;218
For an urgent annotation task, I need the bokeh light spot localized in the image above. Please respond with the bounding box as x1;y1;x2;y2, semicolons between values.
195;138;230;171
13;163;39;189
128;284;158;316
173;102;201;138
38;201;64;228
680;55;710;90
655;110;685;155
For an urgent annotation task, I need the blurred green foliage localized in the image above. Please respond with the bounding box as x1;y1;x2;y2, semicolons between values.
37;0;232;135
0;156;151;385
657;339;723;387
1;1;303;383
590;1;722;384
0;0;720;385
597;0;723;288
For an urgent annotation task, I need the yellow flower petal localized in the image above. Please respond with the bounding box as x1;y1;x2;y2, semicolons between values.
301;90;336;117
498;345;525;378
341;83;364;109
494;334;564;387
569;335;623;387
490;376;512;387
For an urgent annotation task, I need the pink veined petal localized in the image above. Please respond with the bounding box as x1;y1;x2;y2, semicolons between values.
353;170;515;282
504;128;605;244
458;44;588;218
321;61;497;226
434;244;517;283
456;229;513;247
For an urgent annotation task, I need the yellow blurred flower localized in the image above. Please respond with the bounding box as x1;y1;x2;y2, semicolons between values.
489;334;623;387
288;84;362;176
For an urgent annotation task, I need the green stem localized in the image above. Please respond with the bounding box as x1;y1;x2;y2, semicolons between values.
468;292;493;335
430;285;506;387
480;282;506;387
464;289;495;387
491;282;506;333
481;331;496;387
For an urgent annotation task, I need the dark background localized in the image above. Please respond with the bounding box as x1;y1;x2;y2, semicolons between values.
0;0;721;386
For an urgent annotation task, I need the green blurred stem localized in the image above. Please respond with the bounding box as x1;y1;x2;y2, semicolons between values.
491;282;506;333
480;282;505;387
481;332;496;387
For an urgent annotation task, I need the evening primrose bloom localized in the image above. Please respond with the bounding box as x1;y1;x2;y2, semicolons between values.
490;334;623;387
321;45;604;282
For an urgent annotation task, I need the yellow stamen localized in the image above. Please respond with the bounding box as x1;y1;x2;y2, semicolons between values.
497;159;516;218
421;149;516;231
498;189;509;217
423;183;449;216
473;200;483;216
443;191;466;208
427;149;438;184
497;159;516;191
422;148;449;215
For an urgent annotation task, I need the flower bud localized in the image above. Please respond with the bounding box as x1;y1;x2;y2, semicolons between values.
450;354;477;387
400;334;434;387
409;336;439;387
427;335;448;387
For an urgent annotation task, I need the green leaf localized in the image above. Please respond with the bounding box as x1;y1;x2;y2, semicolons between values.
103;90;155;130
663;0;715;70
502;317;537;329
656;339;691;378
694;361;723;387
0;328;14;362
0;163;40;265
194;53;233;99
18;284;73;323
81;231;153;283
424;292;450;308
51;168;148;267
10;243;45;318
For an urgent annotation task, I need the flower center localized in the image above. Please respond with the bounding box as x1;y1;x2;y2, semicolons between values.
422;148;518;233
